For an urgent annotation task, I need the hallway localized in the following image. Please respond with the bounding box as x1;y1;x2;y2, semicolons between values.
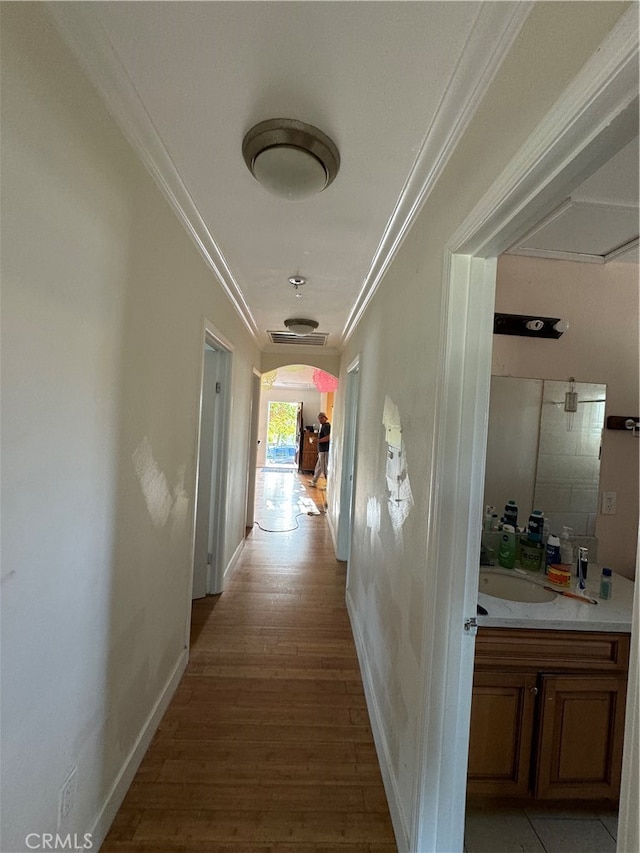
102;470;397;851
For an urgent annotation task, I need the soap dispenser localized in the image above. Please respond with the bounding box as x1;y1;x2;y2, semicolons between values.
560;526;574;565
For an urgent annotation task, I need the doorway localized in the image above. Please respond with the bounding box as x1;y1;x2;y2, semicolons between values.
337;357;360;568
192;332;232;601
413;27;638;851
265;401;299;469
245;369;262;531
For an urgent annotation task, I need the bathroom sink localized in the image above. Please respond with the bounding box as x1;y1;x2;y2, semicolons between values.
479;570;557;603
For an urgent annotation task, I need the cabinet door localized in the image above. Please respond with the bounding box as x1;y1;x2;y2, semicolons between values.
300;434;318;472
535;673;627;800
467;671;538;797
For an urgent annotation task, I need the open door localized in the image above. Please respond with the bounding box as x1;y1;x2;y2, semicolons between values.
193;337;231;599
337;358;359;565
296;402;304;471
245;369;262;531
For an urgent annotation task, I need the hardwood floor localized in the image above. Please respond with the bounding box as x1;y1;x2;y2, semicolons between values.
102;470;397;852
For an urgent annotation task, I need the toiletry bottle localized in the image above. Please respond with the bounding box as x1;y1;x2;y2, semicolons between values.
599;567;612;600
520;539;543;571
503;500;518;529
527;510;544;543
559;526;573;566
576;547;588;591
484;506;495;531
545;532;561;572
498;524;516;569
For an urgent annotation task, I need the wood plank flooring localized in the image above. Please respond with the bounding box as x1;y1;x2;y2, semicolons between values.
102;470;397;852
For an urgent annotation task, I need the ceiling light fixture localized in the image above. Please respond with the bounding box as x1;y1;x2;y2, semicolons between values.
284;318;319;336
289;275;307;298
243;119;340;200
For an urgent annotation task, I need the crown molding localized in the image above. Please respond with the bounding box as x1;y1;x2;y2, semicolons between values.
340;1;533;344
46;3;260;342
507;248;606;265
605;237;639;263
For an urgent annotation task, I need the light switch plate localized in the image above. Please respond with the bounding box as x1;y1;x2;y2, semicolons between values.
602;491;616;515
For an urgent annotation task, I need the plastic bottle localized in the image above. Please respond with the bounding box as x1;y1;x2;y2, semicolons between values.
559;526;573;565
599;567;613;600
503;500;518;529
576;547;588;590
498;524;516;569
484;506;495;531
528;510;545;543
545;532;561;571
520;539;543;571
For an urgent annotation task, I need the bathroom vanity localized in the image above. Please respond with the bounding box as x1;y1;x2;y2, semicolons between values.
468;569;634;802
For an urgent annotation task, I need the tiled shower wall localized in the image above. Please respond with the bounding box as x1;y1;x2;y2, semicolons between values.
534;380;606;537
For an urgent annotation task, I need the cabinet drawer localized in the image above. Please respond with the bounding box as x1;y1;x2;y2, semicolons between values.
475;628;629;673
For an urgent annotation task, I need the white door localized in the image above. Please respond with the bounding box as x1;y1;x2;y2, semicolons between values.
193;343;229;598
337;359;359;566
245;369;261;530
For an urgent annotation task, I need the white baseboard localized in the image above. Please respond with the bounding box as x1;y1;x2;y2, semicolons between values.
224;536;245;582
89;648;188;849
326;504;339;556
346;590;410;853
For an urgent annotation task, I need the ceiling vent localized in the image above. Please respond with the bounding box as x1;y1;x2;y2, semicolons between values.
268;330;329;347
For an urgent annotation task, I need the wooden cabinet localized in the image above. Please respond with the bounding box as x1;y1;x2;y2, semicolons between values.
299;432;318;473
468;628;629;801
535;672;627;799
468;670;538;797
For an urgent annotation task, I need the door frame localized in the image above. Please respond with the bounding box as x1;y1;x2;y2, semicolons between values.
186;319;233;637
413;11;639;851
245;368;262;530
265;400;300;468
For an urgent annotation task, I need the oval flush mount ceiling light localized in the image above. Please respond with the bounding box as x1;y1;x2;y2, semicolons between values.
284;318;319;335
243;119;340;200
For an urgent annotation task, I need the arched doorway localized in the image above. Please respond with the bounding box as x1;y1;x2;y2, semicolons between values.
257;364;338;473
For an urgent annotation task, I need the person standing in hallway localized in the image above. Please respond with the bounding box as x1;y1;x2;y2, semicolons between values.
311;412;330;487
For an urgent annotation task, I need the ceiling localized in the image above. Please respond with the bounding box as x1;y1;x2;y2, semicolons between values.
506;136;639;264
50;3;638;354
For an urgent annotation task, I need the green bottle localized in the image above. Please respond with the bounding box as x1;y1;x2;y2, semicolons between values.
498;524;516;569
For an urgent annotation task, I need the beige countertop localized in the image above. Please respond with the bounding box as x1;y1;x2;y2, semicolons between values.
477;565;635;633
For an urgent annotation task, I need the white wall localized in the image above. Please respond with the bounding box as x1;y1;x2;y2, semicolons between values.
1;6;259;850
492;254;639;578
329;3;633;850
256;386;322;467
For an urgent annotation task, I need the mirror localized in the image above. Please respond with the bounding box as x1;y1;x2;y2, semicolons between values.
484;377;606;536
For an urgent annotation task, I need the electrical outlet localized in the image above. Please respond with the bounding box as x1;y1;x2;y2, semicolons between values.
58;767;77;827
602;491;617;515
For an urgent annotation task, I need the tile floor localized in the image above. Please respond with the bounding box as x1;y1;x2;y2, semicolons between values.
465;804;618;852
